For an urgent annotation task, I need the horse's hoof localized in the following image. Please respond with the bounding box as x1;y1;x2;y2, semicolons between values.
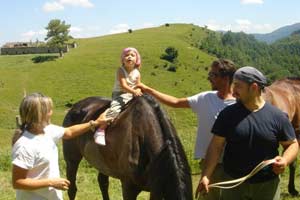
288;187;299;196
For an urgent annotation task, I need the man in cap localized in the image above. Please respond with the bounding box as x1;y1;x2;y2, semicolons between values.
138;59;236;200
196;66;299;200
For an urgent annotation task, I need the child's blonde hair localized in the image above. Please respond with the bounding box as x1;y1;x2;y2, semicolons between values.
13;93;53;145
121;47;141;69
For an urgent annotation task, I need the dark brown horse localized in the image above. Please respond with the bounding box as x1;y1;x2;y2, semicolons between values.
62;95;193;200
263;77;300;196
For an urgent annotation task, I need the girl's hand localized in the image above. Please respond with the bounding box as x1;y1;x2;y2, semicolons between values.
133;88;143;96
50;178;70;190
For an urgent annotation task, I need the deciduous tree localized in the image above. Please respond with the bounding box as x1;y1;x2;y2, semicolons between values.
45;19;72;57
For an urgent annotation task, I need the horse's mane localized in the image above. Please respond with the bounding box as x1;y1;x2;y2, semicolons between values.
136;95;192;199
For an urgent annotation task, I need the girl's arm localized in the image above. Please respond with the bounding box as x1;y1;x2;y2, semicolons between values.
133;74;143;96
12;165;70;190
118;68;141;95
136;73;141;85
63;111;111;139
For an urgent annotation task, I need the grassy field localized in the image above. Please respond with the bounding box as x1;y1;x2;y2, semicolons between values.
0;23;299;199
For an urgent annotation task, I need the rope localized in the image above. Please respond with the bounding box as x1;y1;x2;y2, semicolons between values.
208;159;276;189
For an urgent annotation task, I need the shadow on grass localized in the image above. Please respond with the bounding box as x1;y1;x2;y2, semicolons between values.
32;55;59;63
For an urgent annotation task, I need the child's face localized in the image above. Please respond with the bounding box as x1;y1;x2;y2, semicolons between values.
123;50;137;68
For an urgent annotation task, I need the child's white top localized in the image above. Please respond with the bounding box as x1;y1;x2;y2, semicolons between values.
12;124;65;200
113;66;140;93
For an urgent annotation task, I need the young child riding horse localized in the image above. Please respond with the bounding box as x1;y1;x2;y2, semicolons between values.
94;47;143;145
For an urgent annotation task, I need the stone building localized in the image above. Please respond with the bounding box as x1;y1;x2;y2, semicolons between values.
0;42;77;55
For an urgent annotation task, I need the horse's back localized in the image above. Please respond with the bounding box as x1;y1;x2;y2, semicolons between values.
63;96;111;125
263;78;300;133
62;96;111;166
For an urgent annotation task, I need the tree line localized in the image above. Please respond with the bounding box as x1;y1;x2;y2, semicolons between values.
198;30;300;82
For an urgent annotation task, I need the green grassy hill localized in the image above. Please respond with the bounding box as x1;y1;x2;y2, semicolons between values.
0;23;297;199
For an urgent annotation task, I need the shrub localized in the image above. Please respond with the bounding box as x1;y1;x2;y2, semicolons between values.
160;46;178;63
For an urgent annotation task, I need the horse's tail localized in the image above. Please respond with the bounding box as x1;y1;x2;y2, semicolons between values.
143;95;193;200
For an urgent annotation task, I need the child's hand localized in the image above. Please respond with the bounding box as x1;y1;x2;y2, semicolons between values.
133;88;143;96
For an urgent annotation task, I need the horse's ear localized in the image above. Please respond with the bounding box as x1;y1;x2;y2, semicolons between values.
23;88;27;97
12;116;23;146
16;115;21;128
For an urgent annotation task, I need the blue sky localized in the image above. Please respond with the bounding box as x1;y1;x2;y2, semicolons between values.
1;0;300;46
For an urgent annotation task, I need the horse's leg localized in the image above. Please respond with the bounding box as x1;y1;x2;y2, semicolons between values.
288;158;299;196
65;156;82;200
121;181;141;200
98;173;110;200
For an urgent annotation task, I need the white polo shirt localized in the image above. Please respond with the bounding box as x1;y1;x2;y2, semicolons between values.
188;91;235;160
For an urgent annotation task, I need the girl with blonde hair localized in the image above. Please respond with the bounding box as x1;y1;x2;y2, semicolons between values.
12;93;109;200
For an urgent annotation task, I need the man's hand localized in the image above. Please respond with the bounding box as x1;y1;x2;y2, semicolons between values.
195;176;210;199
272;156;287;174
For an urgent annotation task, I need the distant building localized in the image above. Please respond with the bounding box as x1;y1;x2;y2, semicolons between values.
0;41;77;55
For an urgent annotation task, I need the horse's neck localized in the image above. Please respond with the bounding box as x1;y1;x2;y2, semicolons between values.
262;88;273;103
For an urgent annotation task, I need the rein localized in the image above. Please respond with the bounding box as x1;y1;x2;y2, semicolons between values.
208;159;276;189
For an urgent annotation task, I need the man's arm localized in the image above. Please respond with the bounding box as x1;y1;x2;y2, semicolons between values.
195;135;226;198
273;139;299;174
137;83;190;108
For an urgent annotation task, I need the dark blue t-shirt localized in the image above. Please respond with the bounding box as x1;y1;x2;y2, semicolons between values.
212;102;295;183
